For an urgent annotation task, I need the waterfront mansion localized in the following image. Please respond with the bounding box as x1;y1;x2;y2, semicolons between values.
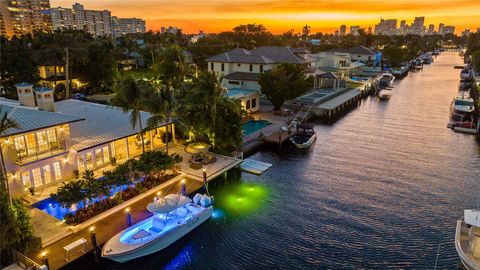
0;83;174;198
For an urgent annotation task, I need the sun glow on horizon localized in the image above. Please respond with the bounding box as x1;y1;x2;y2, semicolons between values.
51;0;480;34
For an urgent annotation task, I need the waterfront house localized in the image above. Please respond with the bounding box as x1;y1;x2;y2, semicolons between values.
1;83;174;198
225;88;260;113
333;45;382;66
313;52;365;77
206;46;318;92
38;64;83;89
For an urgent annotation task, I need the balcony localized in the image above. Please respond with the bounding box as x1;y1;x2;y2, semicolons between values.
15;140;67;165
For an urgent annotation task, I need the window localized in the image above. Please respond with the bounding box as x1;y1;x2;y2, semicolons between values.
25;133;36;156
21;172;30;186
260;65;263;73
210;63;214;70
32;168;42;187
249;64;253;72
46;129;58;148
103;147;110;163
77;155;85;172
221;63;224;71
95;148;103;167
53;162;62;181
43;165;52;184
237;64;241;67
228;81;240;85
252;98;257;108
246;100;251;110
14;136;27;158
86;152;93;170
36;131;49;152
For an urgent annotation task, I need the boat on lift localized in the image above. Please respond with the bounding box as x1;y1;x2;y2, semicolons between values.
455;209;480;270
102;193;213;263
379;72;395;88
290;123;317;149
450;94;475;128
378;89;392;101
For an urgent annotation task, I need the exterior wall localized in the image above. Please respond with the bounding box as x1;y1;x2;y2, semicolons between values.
239;94;260;113
208;61;275;80
2;123;175;198
222;80;261;91
51;3;112;37
1;0;52;37
112;16;146;38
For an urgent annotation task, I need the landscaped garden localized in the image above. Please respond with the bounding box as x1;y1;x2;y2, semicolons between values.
50;150;182;225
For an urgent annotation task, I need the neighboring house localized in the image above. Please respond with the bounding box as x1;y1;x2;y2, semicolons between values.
1;83;174;198
333;45;382;66
225;88;260;113
117;51;144;70
206;46;318;92
38;64;83;89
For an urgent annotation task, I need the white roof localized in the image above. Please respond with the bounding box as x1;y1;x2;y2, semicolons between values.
465;209;480;227
0;98;84;137
55;100;165;151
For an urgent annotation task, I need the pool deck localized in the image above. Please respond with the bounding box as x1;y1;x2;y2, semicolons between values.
25;144;242;269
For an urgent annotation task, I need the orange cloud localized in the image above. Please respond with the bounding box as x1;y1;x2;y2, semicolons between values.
51;0;480;34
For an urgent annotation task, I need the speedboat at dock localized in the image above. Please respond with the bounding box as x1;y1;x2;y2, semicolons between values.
455;209;480;270
290;123;317;149
102;193;213;263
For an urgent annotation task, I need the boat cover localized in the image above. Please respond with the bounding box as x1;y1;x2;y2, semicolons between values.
147;194;192;214
464;209;480;227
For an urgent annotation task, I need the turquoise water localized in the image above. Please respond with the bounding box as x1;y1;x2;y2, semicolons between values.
243;120;271;136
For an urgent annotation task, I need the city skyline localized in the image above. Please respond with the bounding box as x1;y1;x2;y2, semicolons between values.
50;0;480;34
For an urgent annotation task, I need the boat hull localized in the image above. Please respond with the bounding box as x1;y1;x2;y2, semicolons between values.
291;133;317;149
102;206;213;263
455;220;480;270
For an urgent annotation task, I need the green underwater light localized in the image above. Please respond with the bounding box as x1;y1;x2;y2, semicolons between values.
215;182;270;215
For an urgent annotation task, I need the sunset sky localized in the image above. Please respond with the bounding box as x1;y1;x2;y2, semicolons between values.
51;0;480;34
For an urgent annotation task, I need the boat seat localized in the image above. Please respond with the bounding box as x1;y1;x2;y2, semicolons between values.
149;226;162;233
132;229;151;240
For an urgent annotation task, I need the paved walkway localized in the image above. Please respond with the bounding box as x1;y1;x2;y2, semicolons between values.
30;178;204;270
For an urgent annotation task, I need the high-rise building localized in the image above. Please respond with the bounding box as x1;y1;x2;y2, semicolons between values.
374;19;397;35
51;3;112;37
160;26;181;35
438;23;445;35
0;0;52;37
444;25;455;35
350;25;360;36
428;24;435;34
412;16;425;35
461;29;471;37
339;25;346;36
112;17;146;38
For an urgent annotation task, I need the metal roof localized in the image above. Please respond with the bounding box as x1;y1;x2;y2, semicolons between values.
14;82;33;87
206;46;317;65
55;100;166;151
0;99;84;137
318;89;361;111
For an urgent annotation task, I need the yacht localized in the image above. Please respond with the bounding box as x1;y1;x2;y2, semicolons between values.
102;193;213;263
455;209;480;270
461;69;473;79
450;94;475;127
379;72;395;88
412;59;423;70
290;123;317;149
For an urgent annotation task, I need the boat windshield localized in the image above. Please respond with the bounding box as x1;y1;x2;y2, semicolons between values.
455;100;473;106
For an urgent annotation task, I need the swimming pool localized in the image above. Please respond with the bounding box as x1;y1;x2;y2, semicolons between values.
32;184;130;220
243;120;271;136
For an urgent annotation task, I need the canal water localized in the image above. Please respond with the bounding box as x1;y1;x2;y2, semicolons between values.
68;52;480;269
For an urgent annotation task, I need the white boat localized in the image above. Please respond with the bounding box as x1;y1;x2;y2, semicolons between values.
378;90;392;101
455;209;480;270
450;94;475;128
102;193;213;263
379;72;395;88
290;123;317;149
461;69;473;79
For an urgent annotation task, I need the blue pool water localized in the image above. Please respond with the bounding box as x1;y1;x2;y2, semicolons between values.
33;184;130;220
243;120;271;136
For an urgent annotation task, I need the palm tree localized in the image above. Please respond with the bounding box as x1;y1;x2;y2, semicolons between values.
144;84;177;155
154;46;186;89
112;76;150;154
0;106;19;202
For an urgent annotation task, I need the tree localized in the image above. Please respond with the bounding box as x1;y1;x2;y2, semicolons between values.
382;46;406;67
154;45;186;88
0;107;19;200
144;84;177;155
259;63;313;110
302;24;311;46
0;178;41;267
112;76;150;153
